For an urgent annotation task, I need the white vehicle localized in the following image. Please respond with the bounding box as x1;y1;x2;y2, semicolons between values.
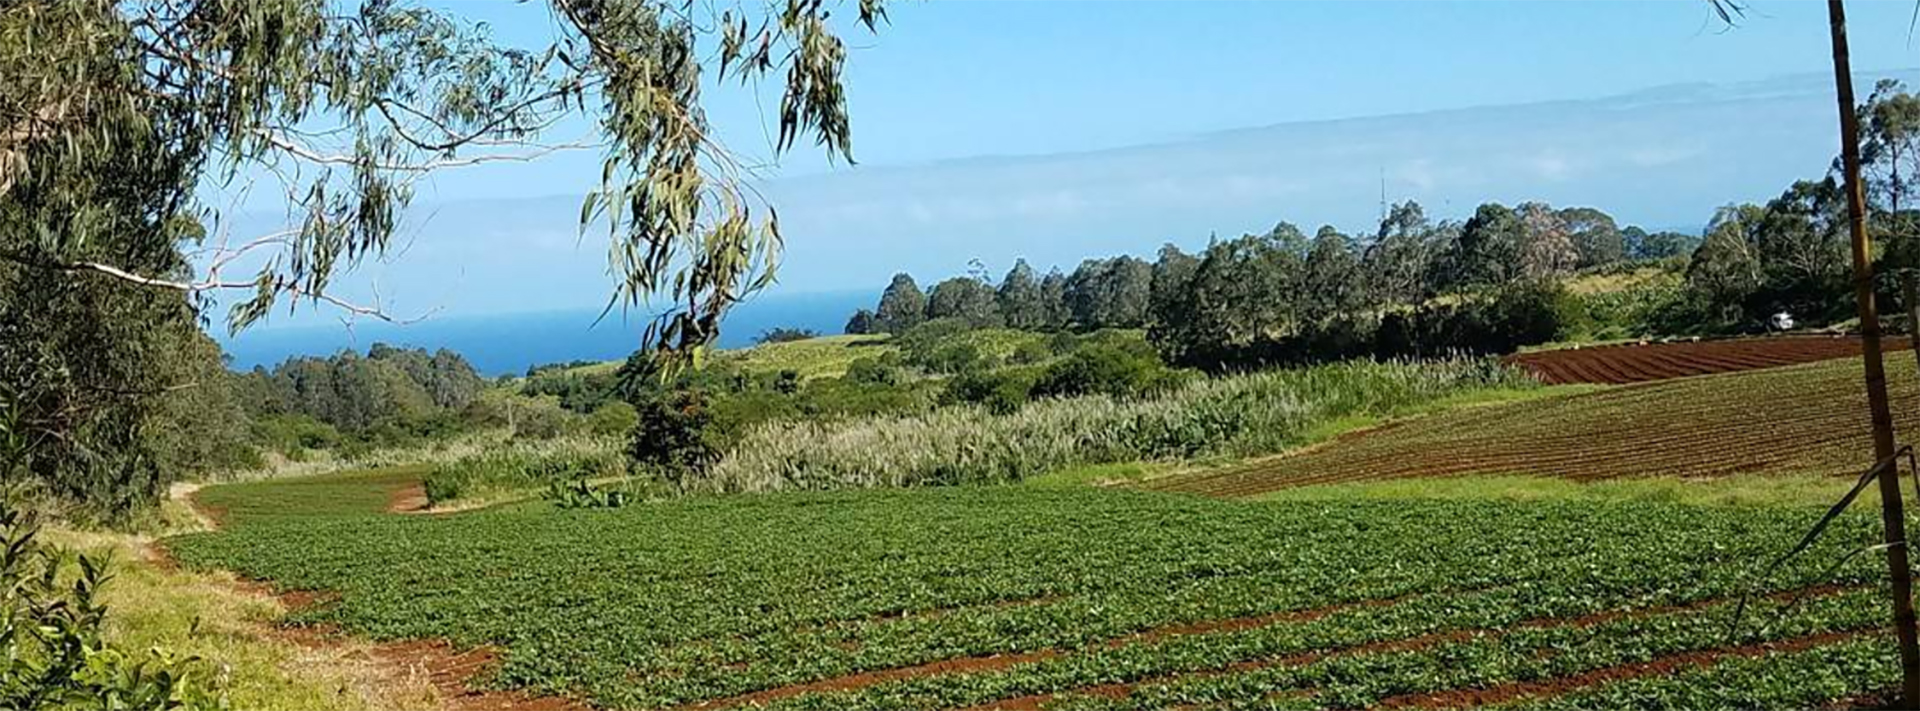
1770;311;1795;331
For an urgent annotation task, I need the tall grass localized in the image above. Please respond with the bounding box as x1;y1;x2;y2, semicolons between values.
421;437;625;505
698;358;1533;493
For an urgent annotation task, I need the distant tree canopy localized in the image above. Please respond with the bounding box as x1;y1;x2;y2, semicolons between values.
234;345;485;433
757;327;820;344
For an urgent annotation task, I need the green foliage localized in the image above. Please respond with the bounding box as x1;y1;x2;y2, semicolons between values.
720;334;895;381
843;309;878;335
543;479;629;509
247;415;343;456
169;476;1894;710
995;259;1047;330
0;497;222;709
628;390;725;488
235;345;485;433
1065;256;1153;329
924;277;1002;328
1030;339;1186;400
585;401;639;437
702;358;1529;492
940;367;1043;414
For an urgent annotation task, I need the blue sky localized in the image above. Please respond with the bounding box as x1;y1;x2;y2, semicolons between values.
216;0;1920;340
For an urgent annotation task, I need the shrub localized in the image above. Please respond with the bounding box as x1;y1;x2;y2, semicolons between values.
586;401;639;437
544;479;629;509
1031;341;1185;400
941;366;1042;414
842;357;904;387
629;390;725;488
0;497;223;709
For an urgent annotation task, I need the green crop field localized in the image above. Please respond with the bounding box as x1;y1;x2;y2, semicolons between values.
167;470;1903;710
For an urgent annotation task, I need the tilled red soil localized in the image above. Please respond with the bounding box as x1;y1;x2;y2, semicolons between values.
1505;335;1914;385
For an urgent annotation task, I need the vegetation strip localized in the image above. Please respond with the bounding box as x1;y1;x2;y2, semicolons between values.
175;483;589;711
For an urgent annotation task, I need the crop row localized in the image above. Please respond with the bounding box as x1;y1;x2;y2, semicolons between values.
742;584;1875;711
1507;335;1910;385
1039;588;1882;711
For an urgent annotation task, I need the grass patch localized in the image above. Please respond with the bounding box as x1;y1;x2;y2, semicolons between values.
192;466;428;524
721;334;894;380
1022;462;1163;488
42;528;436;711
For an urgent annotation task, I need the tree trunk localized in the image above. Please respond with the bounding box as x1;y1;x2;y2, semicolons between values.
1827;0;1920;703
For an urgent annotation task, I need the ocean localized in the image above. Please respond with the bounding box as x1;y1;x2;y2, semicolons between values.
219;289;875;376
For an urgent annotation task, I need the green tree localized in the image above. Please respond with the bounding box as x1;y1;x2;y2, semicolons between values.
1449;203;1526;288
874;273;927;333
1364;201;1444;304
1756;178;1850;312
996;259;1046;330
1626;226;1698;260
1037;269;1070;330
844;308;878;335
1301;226;1360;323
1559;206;1625;268
1064;256;1152;329
1857;79;1920;272
925;277;1002;328
1151;232;1298;363
1147;243;1199;336
1516;201;1578;279
0;0;887;517
1686;204;1766;321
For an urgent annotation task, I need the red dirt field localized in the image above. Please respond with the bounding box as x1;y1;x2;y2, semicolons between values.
1150;354;1920;498
1505;335;1914;385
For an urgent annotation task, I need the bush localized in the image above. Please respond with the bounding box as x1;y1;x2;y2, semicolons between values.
586;401;638;437
1031;341;1185;400
941;366;1042;414
629;390;725;488
842;357;904;387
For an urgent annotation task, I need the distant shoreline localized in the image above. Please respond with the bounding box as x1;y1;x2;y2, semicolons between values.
218;289;874;376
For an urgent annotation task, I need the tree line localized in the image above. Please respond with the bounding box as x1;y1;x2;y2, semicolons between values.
845;200;1696;370
842;80;1920;371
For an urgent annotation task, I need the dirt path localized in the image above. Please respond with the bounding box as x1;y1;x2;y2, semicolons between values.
160;478;588;711
387;481;431;513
